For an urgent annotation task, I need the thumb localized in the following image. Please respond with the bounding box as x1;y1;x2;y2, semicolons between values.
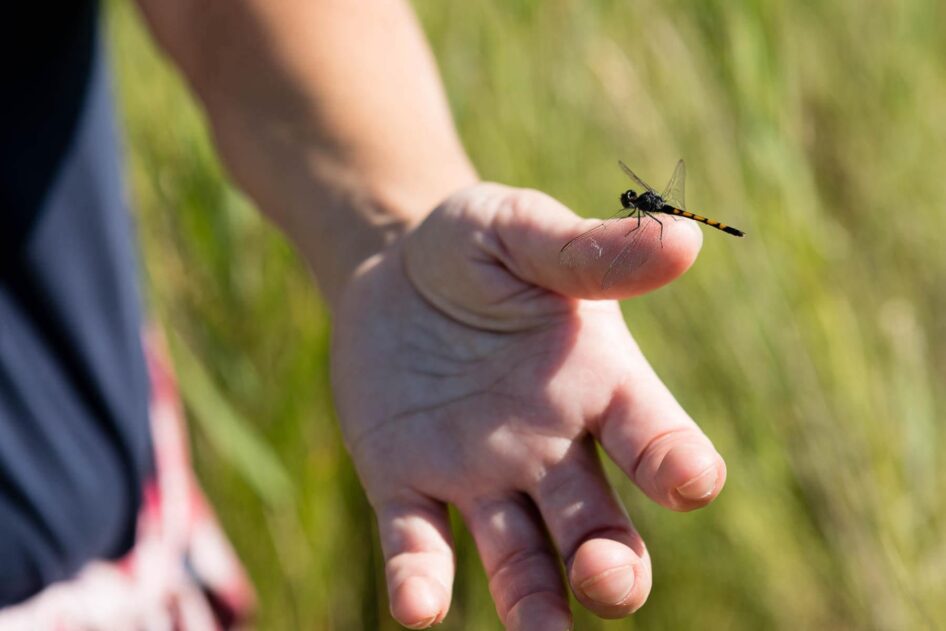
495;189;703;300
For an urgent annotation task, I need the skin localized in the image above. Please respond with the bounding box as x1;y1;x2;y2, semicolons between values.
136;0;727;628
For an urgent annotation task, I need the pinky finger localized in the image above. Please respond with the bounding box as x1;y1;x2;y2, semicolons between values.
377;496;455;629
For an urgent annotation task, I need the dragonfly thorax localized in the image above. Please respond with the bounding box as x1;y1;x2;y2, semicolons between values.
634;190;664;212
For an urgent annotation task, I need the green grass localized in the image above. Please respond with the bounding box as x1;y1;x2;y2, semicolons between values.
109;1;946;628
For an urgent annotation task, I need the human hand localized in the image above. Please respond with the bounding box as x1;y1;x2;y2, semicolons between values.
331;183;725;629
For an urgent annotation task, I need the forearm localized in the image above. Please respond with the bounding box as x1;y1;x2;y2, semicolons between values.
136;0;477;305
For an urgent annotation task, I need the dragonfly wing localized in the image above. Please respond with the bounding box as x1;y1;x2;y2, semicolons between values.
600;219;657;289
559;208;629;269
559;208;658;289
618;160;657;194
661;159;687;210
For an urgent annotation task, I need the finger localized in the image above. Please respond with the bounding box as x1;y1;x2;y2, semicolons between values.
531;438;652;618
377;496;455;629
596;357;727;511
492;188;703;300
460;495;572;630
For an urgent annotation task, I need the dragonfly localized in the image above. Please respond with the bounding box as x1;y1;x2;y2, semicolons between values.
560;160;745;288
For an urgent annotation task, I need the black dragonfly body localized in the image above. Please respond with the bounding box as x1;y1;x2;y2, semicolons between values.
560;160;745;287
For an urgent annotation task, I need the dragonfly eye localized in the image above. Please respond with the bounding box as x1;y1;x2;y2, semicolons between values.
620;189;638;207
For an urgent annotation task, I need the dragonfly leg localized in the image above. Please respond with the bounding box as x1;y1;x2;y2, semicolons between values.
645;211;664;245
624;210;643;237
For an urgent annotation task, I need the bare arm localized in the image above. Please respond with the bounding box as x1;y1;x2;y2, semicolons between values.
134;2;724;629
135;0;477;305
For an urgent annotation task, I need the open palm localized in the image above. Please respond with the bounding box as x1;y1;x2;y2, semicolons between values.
332;183;725;630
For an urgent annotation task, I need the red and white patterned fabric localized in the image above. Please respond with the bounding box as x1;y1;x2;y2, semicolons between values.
0;331;255;630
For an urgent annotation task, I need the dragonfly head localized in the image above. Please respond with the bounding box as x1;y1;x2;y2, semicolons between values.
620;189;638;208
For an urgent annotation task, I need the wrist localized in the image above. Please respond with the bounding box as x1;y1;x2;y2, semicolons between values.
284;152;478;310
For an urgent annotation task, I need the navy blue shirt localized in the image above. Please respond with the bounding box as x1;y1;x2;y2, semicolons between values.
0;3;152;604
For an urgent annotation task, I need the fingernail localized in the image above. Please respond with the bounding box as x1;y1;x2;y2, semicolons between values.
579;565;635;605
404;616;438;630
396;577;444;629
675;466;718;500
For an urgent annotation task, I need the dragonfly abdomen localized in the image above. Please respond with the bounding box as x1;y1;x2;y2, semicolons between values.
660;205;745;237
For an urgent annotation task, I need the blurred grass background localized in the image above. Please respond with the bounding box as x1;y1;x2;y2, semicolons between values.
108;0;945;628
